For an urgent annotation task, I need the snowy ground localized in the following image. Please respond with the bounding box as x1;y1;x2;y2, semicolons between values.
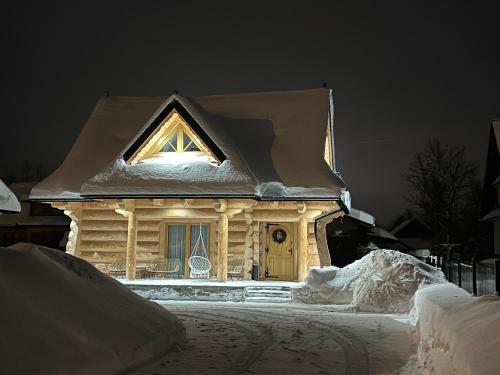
133;301;417;375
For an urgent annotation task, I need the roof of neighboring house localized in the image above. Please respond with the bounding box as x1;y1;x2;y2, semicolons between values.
492;120;500;150
391;217;434;237
398;237;436;251
0;182;69;226
481;120;500;215
0;179;20;213
347;208;375;227
31;88;346;202
366;227;398;241
480;207;500;222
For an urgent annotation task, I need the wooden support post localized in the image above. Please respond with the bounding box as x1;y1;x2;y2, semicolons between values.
217;213;228;281
297;217;309;281
124;200;137;280
315;214;339;267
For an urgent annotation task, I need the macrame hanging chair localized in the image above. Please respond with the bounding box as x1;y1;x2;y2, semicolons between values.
188;224;211;278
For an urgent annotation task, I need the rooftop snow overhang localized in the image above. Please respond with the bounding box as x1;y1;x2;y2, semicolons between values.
0;180;21;213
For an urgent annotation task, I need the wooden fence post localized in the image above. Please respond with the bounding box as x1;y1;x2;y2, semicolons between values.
457;258;462;288
495;258;500;296
472;258;477;296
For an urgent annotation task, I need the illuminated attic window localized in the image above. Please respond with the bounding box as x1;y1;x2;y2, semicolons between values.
128;111;218;165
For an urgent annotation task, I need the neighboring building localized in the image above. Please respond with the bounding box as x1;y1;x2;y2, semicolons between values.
326;208;398;267
0;179;20;214
30;88;350;281
390;217;437;252
480;120;500;256
0;182;69;248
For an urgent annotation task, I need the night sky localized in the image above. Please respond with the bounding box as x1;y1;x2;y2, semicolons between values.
1;1;499;226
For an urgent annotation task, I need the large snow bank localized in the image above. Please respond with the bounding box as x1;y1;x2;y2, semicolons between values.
414;283;500;375
0;243;186;374
293;249;446;313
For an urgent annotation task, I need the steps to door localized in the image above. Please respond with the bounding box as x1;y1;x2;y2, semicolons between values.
244;285;292;303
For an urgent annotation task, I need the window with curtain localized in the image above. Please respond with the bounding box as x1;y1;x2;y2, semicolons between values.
167;224;186;275
166;223;209;277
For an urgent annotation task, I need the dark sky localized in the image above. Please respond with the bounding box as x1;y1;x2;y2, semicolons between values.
1;1;499;226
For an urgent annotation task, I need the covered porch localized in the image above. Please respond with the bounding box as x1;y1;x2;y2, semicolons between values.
53;198;342;282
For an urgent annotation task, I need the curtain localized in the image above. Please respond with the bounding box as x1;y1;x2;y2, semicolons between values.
167;224;186;275
190;224;209;258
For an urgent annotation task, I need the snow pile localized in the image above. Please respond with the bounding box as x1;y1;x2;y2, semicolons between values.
414;283;500;375
0;243;186;374
293;249;446;313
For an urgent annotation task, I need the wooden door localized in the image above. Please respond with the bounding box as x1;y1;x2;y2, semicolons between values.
265;223;294;280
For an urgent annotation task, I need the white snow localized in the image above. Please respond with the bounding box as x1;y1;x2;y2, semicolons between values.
0;179;20;213
82;158;256;196
133;301;416;375
0;243;186;374
294;249;446;313
82;159;344;199
413;283;500;375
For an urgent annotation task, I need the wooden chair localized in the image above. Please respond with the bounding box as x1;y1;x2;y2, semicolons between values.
108;258;126;277
146;258;181;279
227;263;243;280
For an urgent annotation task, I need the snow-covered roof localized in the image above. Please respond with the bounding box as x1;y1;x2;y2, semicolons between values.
0;181;69;226
480;207;500;222
391;217;433;236
0;179;21;213
492;120;500;151
347;208;375;226
31;88;345;201
366;227;398;241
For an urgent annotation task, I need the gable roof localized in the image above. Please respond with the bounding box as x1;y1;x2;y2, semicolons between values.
124;99;227;164
0;182;69;226
31;88;345;201
391;217;434;238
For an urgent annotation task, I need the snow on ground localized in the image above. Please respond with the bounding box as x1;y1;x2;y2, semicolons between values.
0;243;186;375
134;301;417;375
413;283;500;375
294;249;446;313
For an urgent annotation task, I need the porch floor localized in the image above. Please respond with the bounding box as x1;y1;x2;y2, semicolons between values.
118;278;301;288
117;278;303;303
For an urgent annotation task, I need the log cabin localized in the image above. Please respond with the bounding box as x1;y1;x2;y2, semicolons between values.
30;88;350;281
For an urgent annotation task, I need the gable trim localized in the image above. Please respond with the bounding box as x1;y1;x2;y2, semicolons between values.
123;99;227;163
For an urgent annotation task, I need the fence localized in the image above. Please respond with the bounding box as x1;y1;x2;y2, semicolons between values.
425;256;500;296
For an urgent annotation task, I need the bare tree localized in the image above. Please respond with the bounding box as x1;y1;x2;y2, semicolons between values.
403;139;479;243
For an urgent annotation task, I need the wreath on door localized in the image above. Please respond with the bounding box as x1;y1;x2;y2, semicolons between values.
272;228;287;244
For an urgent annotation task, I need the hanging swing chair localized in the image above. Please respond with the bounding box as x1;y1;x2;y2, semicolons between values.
188;224;212;278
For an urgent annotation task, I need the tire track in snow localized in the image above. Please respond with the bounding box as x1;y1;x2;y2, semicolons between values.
176;310;274;374
228;307;370;375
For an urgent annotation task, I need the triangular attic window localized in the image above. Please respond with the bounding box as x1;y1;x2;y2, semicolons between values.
128;110;218;165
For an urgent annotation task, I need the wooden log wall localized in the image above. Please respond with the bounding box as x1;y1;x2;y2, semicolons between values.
78;202;161;263
51;198;342;280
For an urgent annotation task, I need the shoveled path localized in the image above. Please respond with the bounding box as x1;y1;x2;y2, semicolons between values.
131;302;416;375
